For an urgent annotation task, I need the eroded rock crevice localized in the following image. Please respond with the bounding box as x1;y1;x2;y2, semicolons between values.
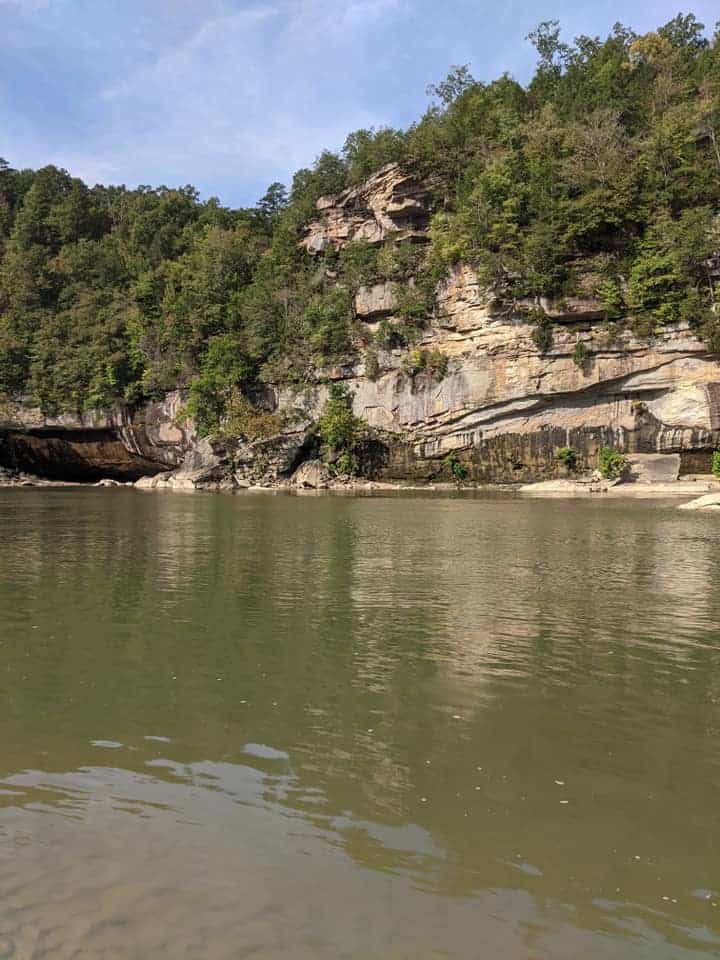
0;391;196;484
0;429;169;482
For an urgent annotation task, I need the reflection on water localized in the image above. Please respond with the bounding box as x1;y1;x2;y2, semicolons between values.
1;489;719;958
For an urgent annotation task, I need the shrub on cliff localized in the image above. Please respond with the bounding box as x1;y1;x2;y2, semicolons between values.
303;287;355;360
555;447;578;470
530;312;554;354
598;446;629;480
572;340;589;372
442;452;469;481
318;383;366;475
339;241;380;287
712;450;720;478
401;348;449;380
185;333;254;437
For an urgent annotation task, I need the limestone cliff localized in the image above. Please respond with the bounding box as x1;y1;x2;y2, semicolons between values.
280;164;720;483
273;292;720;483
2;163;719;487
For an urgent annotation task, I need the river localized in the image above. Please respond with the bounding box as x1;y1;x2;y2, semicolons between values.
0;488;719;959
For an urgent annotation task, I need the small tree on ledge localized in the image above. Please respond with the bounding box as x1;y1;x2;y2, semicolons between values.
318;383;366;475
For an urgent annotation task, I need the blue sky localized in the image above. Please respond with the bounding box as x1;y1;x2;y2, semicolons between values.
1;1;718;207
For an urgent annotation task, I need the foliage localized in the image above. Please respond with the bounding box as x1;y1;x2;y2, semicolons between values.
375;241;424;281
219;392;283;443
256;182;288;225
343;127;408;185
626;208;718;328
0;391;11;422
597;278;625;320
412;15;720;345
572;339;589;371
712;449;720;478
317;383;365;475
303;286;354;360
402;347;449;380
339;241;380;286
374;318;419;350
555;446;578;470
530;312;554;353
289;151;348;225
364;347;380;381
184;333;254;437
442;451;469;481
598;445;629;479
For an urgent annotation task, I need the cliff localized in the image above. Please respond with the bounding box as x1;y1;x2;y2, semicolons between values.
283;164;720;484
2;163;719;488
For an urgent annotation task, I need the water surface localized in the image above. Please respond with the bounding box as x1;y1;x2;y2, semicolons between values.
1;488;719;959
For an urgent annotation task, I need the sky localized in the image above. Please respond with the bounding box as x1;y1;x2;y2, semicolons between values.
1;0;718;208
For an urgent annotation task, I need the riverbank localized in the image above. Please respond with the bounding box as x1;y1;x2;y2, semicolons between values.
5;462;720;508
0;467;82;488
517;476;720;499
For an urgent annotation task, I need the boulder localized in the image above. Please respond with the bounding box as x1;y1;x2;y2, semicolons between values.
627;453;681;484
302;164;430;253
678;492;720;511
135;473;172;490
291;459;331;489
355;282;398;320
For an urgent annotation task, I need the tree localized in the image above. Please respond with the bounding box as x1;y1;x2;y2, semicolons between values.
256;182;288;223
426;64;478;106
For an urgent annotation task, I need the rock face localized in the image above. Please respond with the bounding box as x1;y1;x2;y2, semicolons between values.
355;282;399;320
302;163;429;254
267;254;720;482
0;392;197;482
273;308;720;483
3;165;720;489
296;179;720;483
626;453;681;484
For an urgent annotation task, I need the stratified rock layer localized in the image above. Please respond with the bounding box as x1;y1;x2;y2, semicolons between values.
0;392;197;482
269;257;720;482
302;163;429;253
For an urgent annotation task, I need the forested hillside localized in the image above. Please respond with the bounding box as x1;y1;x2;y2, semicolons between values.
1;13;719;438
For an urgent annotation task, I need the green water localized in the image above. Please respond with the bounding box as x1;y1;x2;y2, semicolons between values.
0;488;719;959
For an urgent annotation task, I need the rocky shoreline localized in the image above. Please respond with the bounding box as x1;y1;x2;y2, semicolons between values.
0;466;81;488
4;461;720;511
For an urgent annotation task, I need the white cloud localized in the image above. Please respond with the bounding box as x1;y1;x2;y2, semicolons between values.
48;0;410;200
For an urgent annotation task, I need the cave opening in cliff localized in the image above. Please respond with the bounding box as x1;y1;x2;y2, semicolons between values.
0;429;168;483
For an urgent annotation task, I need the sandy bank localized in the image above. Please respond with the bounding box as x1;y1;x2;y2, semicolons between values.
518;477;720;499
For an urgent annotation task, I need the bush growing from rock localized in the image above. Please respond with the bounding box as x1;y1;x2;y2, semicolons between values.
364;347;380;381
598;445;628;480
529;312;553;354
442;451;469;481
318;383;366;475
572;340;589;371
402;347;448;380
712;450;720;479
555;446;578;470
